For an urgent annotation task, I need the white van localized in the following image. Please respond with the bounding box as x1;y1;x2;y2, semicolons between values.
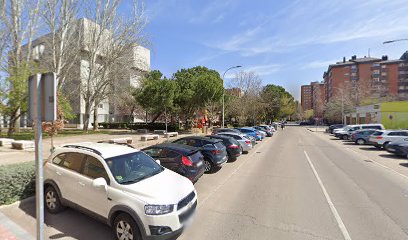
334;124;384;140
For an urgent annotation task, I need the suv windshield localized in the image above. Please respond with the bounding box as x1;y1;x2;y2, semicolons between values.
105;152;163;185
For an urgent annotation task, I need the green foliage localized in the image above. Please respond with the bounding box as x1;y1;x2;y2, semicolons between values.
304;109;314;119
260;84;295;120
58;92;75;120
0;162;35;205
97;122;179;132
135;70;178;115
173;66;223;117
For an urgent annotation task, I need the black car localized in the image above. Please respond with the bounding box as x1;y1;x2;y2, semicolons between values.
327;124;345;134
142;143;205;182
206;135;242;161
386;142;408;157
173;136;228;173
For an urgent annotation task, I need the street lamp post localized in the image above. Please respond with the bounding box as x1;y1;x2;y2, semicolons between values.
383;39;408;45
222;65;242;128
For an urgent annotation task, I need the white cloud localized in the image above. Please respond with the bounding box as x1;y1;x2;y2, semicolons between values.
189;0;233;24
302;60;339;69
224;63;282;79
207;0;408;56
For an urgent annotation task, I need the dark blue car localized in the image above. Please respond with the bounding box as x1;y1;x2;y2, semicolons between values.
173;136;228;173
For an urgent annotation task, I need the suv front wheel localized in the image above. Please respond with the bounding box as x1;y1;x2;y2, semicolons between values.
45;186;65;214
114;213;141;240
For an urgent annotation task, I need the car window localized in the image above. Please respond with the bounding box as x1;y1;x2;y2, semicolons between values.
60;152;85;173
175;138;198;146
372;131;383;136
105;152;163;184
143;148;162;158
52;153;66;165
159;149;180;158
82;156;109;183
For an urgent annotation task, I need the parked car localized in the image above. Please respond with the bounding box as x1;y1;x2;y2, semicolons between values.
349;129;377;145
327;124;345;134
142;143;205;182
216;132;253;153
211;128;241;135
386;142;408;158
334;124;384;140
254;126;273;137
44;142;197;240
368;130;408;149
236;127;263;141
205;135;242;161
173;136;228;173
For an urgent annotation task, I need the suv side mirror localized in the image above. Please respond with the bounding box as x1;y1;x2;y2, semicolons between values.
92;177;107;190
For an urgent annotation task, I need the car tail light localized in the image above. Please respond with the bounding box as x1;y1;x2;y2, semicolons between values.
245;140;251;144
376;136;383;140
352;134;356;138
211;149;222;155
228;144;240;149
181;156;193;166
256;133;259;136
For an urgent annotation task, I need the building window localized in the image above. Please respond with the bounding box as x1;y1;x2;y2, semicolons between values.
98;104;104;109
32;44;45;60
381;72;387;76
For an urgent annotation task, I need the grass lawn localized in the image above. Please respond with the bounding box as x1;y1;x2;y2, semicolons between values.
0;129;112;140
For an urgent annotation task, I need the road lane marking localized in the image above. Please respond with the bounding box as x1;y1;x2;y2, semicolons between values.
304;150;352;240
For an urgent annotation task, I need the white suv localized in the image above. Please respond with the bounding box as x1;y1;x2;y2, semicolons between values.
44;143;197;240
368;130;408;149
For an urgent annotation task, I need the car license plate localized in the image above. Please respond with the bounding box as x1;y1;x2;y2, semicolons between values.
196;161;203;167
388;148;396;152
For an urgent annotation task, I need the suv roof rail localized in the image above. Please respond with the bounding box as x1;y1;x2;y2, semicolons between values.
97;141;135;149
63;145;102;155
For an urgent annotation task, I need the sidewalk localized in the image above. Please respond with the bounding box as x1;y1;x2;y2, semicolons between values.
0;210;34;240
0;130;205;166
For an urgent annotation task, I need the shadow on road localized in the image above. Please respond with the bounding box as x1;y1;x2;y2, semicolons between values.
399;163;408;168
18;199;112;240
359;147;381;151
342;142;356;146
378;154;405;160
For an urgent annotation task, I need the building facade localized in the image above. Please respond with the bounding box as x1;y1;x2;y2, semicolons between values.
20;18;150;128
301;85;312;111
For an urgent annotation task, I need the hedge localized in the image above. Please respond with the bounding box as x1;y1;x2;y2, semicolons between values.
0;162;35;205
96;122;179;132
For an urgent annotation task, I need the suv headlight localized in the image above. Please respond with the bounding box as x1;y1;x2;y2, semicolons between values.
145;205;174;215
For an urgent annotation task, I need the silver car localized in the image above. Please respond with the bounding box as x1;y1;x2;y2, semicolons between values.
217;132;253;153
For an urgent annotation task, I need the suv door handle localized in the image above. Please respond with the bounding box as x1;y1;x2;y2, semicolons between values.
56;171;62;176
78;182;85;187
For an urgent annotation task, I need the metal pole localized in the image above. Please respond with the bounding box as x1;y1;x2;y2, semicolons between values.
222;66;242;128
34;75;44;240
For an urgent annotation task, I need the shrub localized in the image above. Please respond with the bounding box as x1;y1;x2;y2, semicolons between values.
0;162;35;205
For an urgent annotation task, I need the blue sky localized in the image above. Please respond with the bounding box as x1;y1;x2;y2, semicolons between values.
138;0;408;100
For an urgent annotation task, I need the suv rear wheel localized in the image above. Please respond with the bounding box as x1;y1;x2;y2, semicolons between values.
45;186;65;214
342;135;348;140
114;213;141;240
204;159;214;173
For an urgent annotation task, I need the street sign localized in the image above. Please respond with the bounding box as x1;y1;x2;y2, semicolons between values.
28;72;57;122
28;72;57;240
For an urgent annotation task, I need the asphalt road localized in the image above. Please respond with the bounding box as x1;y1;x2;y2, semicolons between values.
2;127;408;240
180;127;408;240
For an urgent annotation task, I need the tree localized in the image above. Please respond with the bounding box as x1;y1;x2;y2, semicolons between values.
173;66;223;126
79;0;148;132
260;84;295;121
0;0;42;136
135;70;177;123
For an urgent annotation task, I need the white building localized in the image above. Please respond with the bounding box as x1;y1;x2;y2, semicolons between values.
20;18;150;128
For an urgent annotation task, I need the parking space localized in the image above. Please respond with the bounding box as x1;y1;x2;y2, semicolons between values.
314;130;408;179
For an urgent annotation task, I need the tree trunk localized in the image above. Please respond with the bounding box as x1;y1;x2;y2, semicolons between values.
93;103;99;131
83;101;91;133
150;112;162;124
7;112;18;137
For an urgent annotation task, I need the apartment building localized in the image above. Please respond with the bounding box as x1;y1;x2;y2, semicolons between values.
22;18;150;128
301;85;312;111
324;55;381;103
301;81;325;117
